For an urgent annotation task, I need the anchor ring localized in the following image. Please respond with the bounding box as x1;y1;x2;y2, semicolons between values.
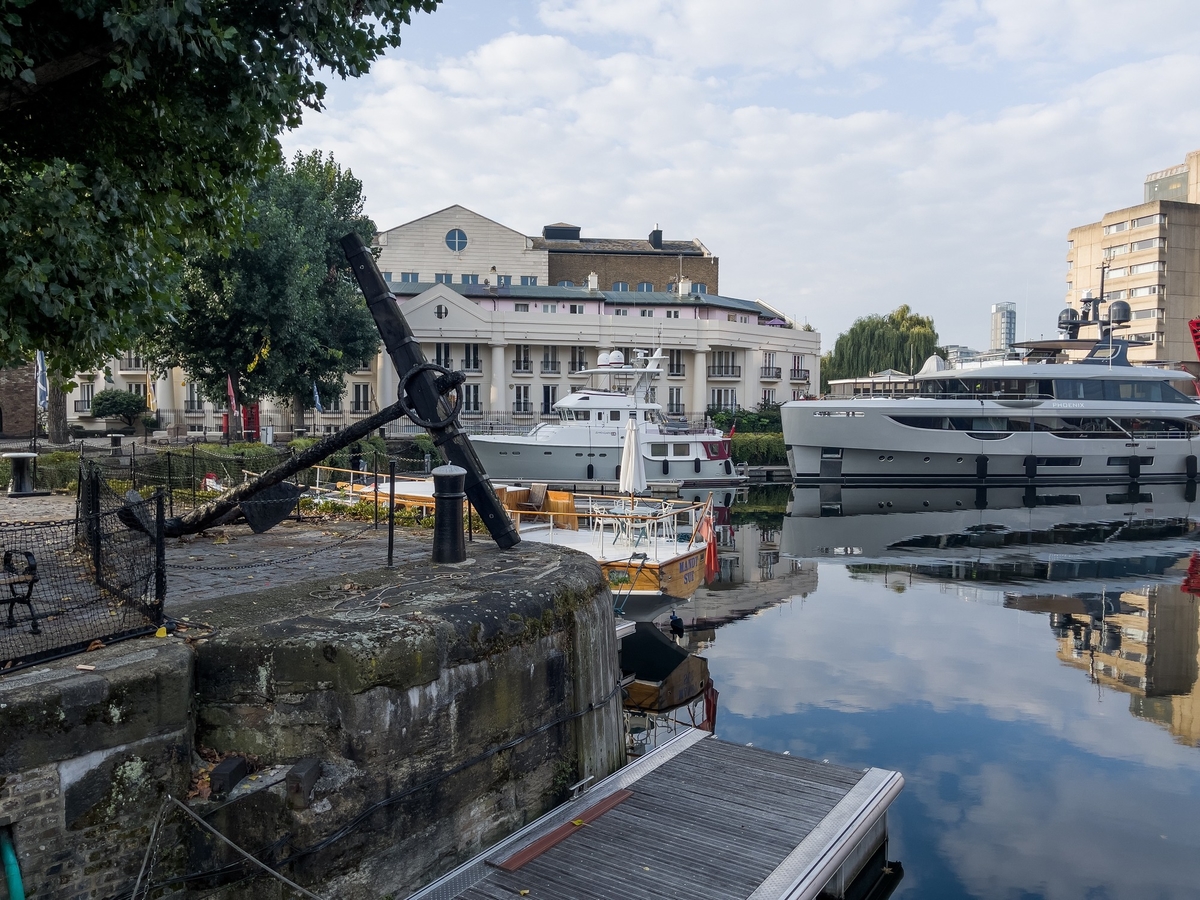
397;362;464;429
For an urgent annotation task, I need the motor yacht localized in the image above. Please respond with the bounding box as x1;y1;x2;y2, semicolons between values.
783;300;1200;485
467;349;744;489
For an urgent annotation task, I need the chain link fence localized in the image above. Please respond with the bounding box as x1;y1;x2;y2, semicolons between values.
1;463;164;673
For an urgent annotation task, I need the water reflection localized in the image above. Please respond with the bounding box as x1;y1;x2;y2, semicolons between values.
647;483;1200;899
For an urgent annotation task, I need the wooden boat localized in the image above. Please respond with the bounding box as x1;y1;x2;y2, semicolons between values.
504;488;714;601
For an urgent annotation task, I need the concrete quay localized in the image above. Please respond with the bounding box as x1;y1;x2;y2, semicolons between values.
0;534;626;900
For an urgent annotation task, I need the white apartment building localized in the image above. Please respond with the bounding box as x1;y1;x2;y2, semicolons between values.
64;206;819;437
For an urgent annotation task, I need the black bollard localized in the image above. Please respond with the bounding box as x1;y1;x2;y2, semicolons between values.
432;464;467;564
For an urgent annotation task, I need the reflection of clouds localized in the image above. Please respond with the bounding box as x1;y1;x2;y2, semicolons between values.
934;760;1199;899
706;565;1200;771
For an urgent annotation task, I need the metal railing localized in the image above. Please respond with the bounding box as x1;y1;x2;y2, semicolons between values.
667;403;686;414
790;368;810;382
708;365;741;378
668;365;686;377
541;360;561;373
760;366;782;380
461;359;482;372
512;401;533;413
569;361;589;374
512;360;533;373
73;400;92;413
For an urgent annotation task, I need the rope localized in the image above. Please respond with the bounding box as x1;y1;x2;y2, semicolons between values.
167;797;329;900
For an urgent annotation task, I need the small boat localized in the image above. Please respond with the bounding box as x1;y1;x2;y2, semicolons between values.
467;349;745;490
505;487;716;601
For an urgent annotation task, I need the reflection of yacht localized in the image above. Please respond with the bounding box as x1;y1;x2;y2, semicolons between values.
783;306;1200;484
782;482;1200;573
468;350;744;488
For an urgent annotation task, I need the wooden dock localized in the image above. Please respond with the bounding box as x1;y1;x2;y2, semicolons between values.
406;729;903;900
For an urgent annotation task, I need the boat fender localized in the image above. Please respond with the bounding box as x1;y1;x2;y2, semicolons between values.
663;459;670;475
724;459;733;475
615;464;621;481
1187;455;1197;480
587;463;594;480
1187;481;1197;503
974;486;988;510
1129;456;1141;479
976;455;988;479
1023;484;1038;508
694;458;702;474
1023;455;1037;479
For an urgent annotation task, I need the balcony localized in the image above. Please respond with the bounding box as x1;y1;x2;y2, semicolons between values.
350;403;372;415
512;360;533;374
184;401;205;412
568;361;589;374
667;365;686;377
513;401;533;414
461;359;482;373
541;360;561;374
760;366;782;380
708;365;741;379
789;368;810;382
74;399;93;414
667;403;686;415
119;357;146;373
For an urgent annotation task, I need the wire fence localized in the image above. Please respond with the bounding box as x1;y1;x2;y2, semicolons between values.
1;463;164;673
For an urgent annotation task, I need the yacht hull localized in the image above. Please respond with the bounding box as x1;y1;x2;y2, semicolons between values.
783;398;1200;484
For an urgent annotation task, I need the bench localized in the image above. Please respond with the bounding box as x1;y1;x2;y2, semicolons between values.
2;550;39;634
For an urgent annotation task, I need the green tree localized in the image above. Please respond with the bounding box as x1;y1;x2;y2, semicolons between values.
148;152;380;427
821;305;943;392
0;0;439;380
91;388;146;429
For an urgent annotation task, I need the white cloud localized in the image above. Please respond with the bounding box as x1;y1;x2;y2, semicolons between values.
284;1;1200;347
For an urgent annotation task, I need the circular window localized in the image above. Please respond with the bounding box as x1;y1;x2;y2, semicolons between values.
434;304;448;319
445;228;467;252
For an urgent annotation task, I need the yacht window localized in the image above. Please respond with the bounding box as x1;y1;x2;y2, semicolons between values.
673;444;690;456
650;444;668;457
629;411;637;419
644;412;653;421
610;411;621;421
1055;379;1192;403
576;410;590;421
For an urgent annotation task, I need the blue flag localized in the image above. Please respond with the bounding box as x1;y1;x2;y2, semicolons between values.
312;381;324;413
35;351;48;410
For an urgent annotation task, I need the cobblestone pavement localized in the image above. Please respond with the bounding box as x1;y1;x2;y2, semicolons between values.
0;491;445;613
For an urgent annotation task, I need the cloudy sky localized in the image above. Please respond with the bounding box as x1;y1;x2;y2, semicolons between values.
283;0;1200;350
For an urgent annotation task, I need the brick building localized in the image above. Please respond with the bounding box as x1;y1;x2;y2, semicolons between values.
0;363;36;437
534;223;719;294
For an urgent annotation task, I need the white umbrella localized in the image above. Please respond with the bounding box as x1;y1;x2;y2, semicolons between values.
619;416;647;495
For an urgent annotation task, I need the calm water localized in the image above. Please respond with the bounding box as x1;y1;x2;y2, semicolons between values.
669;485;1200;900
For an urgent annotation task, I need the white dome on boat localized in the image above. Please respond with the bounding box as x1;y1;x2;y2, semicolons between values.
917;354;947;375
597;351;611;367
609;350;625;367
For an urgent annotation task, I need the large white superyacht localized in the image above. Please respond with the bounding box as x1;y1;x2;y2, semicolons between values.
783;301;1200;484
467;349;745;488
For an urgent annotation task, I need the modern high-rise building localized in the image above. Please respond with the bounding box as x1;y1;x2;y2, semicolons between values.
989;302;1016;351
1065;149;1200;372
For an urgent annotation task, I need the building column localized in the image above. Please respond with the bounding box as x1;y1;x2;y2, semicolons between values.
490;343;506;411
691;349;707;417
377;350;397;408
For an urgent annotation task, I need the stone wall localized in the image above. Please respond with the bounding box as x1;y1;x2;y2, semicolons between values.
0;542;624;900
0;363;36;437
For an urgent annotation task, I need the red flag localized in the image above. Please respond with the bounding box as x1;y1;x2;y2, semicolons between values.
728;421;736;439
697;511;719;583
226;373;238;413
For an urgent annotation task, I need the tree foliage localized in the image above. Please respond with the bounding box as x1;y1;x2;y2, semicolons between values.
821;305;943;391
0;0;439;378
91;387;145;427
147;152;380;410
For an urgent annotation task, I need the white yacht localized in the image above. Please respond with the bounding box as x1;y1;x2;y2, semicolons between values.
783;303;1200;484
467;349;744;488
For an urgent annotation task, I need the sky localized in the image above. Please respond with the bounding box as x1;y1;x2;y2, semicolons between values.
282;0;1200;350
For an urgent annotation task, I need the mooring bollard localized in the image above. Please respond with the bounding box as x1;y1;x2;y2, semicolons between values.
431;464;467;564
109;433;123;457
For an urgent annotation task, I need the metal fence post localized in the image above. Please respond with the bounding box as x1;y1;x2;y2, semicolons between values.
167;451;174;517
373;453;380;530
191;444;197;509
87;467;103;586
130;448;136;490
387;459;396;567
432;465;466;564
155;488;166;607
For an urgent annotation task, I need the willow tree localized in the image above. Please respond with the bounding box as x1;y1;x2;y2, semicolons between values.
821;305;942;391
